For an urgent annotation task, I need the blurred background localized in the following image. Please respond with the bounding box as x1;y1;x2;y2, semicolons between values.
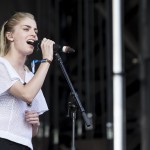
1;0;149;150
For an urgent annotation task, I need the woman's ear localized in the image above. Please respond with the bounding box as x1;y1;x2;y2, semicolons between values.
6;32;14;42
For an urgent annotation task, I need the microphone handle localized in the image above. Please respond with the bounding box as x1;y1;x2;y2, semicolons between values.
33;40;61;52
27;40;75;53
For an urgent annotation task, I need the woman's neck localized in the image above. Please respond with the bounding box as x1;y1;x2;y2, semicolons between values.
4;52;26;71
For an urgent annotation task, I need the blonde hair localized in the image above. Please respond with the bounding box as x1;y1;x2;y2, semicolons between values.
0;12;35;56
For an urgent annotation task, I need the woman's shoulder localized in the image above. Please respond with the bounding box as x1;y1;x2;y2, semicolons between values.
0;56;5;61
0;57;8;68
0;57;21;80
0;57;12;71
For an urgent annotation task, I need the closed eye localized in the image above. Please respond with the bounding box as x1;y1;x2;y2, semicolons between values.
22;25;38;34
23;28;29;31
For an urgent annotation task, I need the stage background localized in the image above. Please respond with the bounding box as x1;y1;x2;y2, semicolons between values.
0;0;147;150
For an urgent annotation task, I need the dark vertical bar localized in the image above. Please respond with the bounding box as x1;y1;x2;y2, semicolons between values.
140;0;150;150
76;0;83;138
51;0;60;150
84;0;90;114
84;0;94;138
105;0;113;149
98;15;106;138
77;0;83;106
89;0;95;131
88;0;95;138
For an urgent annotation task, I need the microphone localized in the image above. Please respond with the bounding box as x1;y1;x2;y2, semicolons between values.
27;40;75;53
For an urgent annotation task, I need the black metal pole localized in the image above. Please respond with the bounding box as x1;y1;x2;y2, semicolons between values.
55;53;92;127
106;0;113;149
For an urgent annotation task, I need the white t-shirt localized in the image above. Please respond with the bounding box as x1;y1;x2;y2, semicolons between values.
0;57;49;150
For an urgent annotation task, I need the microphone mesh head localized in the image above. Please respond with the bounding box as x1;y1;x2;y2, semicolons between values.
63;46;75;53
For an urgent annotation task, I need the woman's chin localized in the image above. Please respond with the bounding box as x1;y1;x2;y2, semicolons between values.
26;49;34;56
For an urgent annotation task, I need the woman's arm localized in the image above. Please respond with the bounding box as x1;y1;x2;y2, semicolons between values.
25;110;40;137
9;38;54;104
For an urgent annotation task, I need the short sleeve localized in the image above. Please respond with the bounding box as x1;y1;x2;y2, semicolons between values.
30;89;49;115
0;57;49;114
25;69;49;115
0;63;19;95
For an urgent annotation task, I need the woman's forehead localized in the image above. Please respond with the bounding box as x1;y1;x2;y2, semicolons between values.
18;17;37;28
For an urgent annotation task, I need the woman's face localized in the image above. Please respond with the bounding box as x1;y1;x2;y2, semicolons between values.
10;17;38;56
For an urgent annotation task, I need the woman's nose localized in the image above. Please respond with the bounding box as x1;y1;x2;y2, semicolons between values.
30;29;36;35
30;30;37;38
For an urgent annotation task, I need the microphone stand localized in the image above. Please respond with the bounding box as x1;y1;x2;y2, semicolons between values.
54;53;92;150
67;102;77;150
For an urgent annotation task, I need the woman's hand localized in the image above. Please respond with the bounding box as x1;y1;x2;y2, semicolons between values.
25;110;40;136
41;38;54;62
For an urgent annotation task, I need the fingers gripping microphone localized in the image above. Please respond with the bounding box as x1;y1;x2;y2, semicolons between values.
27;40;75;53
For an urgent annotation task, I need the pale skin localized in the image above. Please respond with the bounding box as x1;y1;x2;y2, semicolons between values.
25;110;40;137
3;17;54;136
